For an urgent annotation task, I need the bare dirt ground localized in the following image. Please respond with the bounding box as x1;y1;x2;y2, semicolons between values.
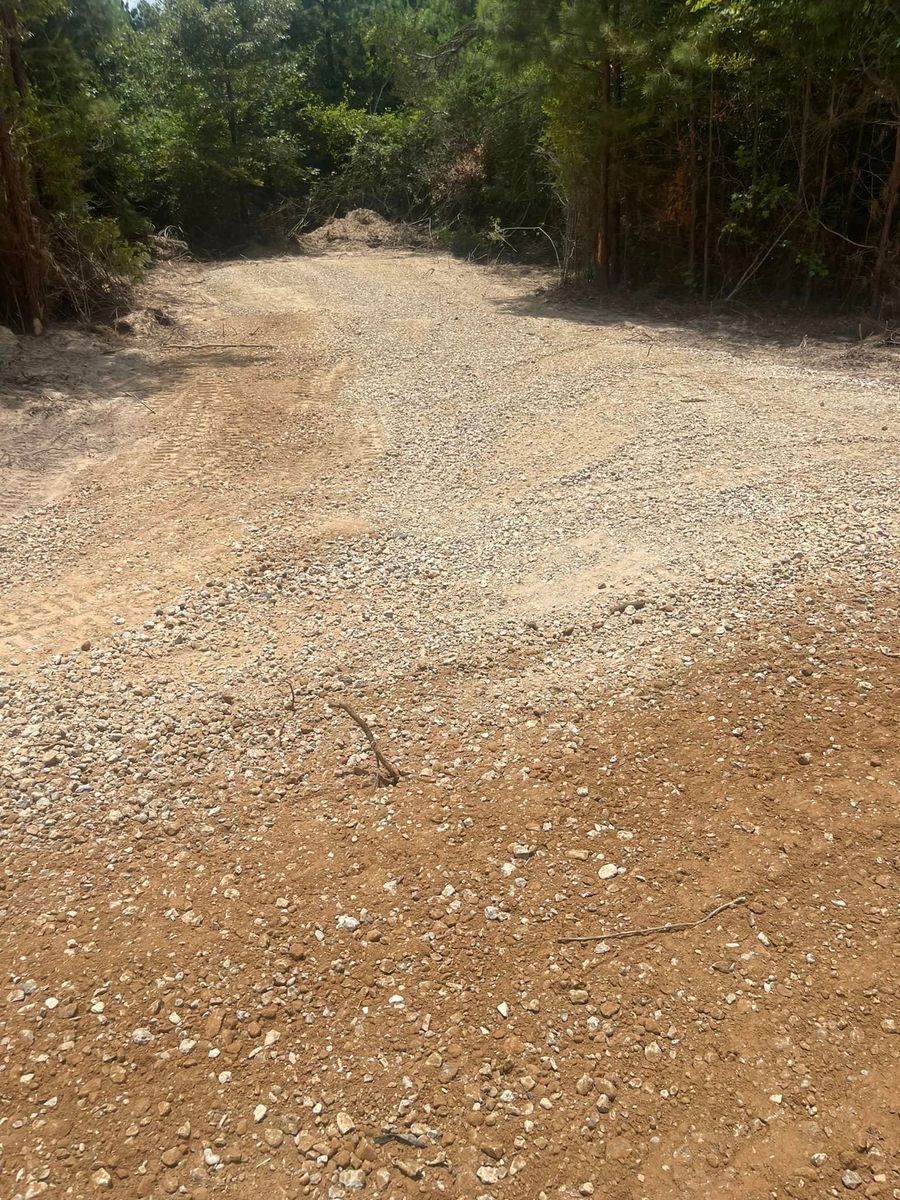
1;240;898;1200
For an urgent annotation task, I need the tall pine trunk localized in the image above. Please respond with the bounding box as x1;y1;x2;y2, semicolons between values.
0;1;46;329
596;52;611;289
804;81;835;307
872;116;900;314
688;88;697;286
702;75;715;302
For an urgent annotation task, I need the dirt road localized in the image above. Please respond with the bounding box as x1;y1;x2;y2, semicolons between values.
1;242;898;1200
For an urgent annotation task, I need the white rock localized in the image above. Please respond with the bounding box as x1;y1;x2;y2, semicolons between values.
336;1111;355;1135
477;1165;503;1184
338;1169;366;1189
336;914;360;931
598;863;618;880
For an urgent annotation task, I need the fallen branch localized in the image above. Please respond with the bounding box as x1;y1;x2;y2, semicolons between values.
279;679;298;747
722;213;800;303
331;700;402;786
164;342;275;350
373;1131;429;1149
558;894;748;945
490;223;562;278
125;391;156;413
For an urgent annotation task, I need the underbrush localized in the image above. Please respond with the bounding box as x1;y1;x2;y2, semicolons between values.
46;215;148;323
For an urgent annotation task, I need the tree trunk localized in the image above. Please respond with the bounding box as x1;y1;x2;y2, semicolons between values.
223;75;249;224
804;82;835;307
609;53;623;284
872;116;900;314
795;71;812;299
696;88;700;283
0;6;46;329
596;55;611;290
798;73;810;207
0;105;46;328
0;1;26;97
702;75;714;302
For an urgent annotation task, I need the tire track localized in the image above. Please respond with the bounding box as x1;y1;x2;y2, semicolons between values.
0;350;362;660
0;444;84;526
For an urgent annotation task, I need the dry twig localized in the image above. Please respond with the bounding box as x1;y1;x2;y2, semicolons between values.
558;894;748;945
278;680;298;747
164;342;275;350
125;391;156;413
373;1131;428;1149
332;700;402;786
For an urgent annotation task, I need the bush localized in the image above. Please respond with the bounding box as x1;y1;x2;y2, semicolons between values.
307;104;432;221
47;213;148;322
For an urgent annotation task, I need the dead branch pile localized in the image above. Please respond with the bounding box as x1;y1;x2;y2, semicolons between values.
45;219;138;323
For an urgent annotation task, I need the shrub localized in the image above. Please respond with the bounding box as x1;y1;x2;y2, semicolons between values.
46;213;148;322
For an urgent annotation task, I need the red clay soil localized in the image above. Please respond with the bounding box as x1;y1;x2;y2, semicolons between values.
2;586;898;1200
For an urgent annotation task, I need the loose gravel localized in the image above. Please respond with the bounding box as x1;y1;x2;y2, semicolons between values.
0;246;898;1200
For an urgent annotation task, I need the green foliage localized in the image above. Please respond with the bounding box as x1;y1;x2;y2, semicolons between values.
3;0;899;321
307;105;430;218
0;0;149;323
118;0;311;240
485;0;900;298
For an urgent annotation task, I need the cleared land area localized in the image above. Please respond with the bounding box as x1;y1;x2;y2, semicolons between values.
1;242;898;1199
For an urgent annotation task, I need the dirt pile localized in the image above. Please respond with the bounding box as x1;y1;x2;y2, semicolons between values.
298;208;429;253
148;231;191;261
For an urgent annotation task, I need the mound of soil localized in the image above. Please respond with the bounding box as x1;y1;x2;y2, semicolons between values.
298;208;428;252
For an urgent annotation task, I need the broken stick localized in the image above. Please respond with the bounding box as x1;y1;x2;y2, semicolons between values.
164;342;275;350
558;894;748;945
278;680;298;747
332;700;402;786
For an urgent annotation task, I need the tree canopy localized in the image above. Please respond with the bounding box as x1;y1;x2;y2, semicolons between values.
1;0;899;325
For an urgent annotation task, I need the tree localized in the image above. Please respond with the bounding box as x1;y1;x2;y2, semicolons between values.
4;0;899;320
0;0;47;327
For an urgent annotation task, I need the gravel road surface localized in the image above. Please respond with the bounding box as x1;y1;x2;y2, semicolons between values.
1;244;898;1200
